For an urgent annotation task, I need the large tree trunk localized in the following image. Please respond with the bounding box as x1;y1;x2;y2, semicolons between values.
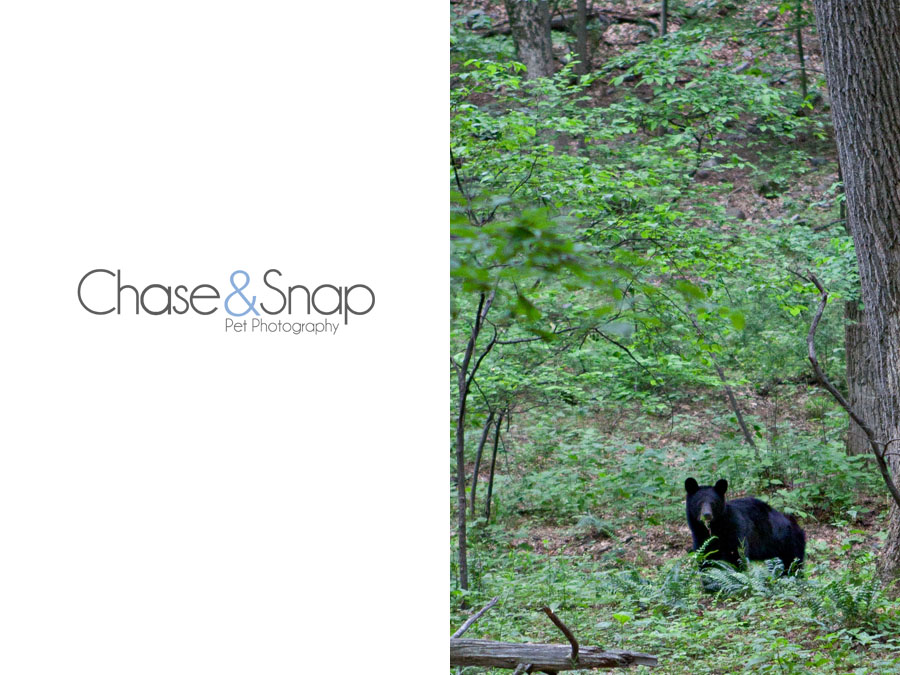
845;300;875;455
504;0;554;79
814;0;900;579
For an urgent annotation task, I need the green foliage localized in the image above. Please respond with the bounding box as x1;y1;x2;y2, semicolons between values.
470;411;879;529
452;534;900;673
604;27;806;149
702;556;802;596
803;552;888;632
689;430;879;519
450;9;515;63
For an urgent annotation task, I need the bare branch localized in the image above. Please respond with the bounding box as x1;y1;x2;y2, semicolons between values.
485;155;539;225
467;322;498;391
541;607;579;665
497;326;581;345
812;218;845;232
593;330;649;376
451;146;476;224
803;272;900;510
452;596;500;639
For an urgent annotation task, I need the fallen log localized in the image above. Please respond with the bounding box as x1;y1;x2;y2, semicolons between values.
450;639;659;670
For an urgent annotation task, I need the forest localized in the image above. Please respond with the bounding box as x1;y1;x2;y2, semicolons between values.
450;0;900;673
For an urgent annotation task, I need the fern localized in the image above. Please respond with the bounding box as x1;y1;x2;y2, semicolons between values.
807;574;882;630
574;515;615;538
700;555;804;599
602;557;701;612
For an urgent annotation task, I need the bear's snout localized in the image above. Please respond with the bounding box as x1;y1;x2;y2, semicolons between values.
699;504;714;523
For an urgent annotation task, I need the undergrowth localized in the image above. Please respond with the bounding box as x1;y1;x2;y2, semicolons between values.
451;405;895;674
452;540;900;673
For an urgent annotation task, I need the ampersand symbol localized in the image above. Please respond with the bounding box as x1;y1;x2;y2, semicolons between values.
224;270;260;316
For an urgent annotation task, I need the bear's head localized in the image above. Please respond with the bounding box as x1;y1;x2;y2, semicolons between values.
685;477;728;526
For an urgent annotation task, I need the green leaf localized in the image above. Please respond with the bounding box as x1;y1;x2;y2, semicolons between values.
674;280;706;300
515;292;542;322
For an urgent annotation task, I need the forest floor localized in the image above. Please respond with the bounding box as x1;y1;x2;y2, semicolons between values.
452;387;900;674
471;384;886;566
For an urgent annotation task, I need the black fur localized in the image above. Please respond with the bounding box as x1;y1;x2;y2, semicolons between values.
685;477;806;573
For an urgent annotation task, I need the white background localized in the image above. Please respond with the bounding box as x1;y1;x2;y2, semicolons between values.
1;2;446;672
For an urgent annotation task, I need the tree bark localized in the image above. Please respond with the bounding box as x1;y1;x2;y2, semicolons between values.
796;0;807;100
839;160;872;456
660;0;668;37
845;300;875;455
450;639;659;670
814;0;900;579
503;0;554;79
575;0;589;75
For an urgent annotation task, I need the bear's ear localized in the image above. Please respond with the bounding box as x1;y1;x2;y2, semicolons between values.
685;477;699;495
714;479;728;496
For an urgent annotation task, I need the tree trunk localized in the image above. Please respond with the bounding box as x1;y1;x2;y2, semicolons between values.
454;362;470;591
470;411;495;519
484;412;504;521
575;0;589;75
660;0;668;37
453;292;496;591
796;0;807;100
504;0;554;79
845;300;875;455
712;360;758;455
837;164;870;455
814;0;900;580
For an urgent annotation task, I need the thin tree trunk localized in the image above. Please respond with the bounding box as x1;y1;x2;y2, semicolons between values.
484;412;504;521
712;360;758;455
454;292;496;591
454;297;481;592
470;411;495;519
660;0;668;37
575;0;589;75
503;0;554;79
814;0;900;580
680;305;758;454
796;0;807;100
454;358;471;591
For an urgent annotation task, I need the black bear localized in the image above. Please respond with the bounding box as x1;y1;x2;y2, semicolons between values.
685;477;805;573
